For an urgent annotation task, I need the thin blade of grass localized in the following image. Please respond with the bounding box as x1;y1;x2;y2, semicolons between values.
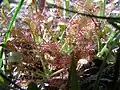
100;0;106;16
67;52;80;90
63;0;69;17
0;0;24;68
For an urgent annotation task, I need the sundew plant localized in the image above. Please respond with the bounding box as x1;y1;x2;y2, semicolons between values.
0;0;120;90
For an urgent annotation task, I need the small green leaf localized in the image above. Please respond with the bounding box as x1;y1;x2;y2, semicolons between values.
102;26;111;36
62;44;73;54
59;23;66;31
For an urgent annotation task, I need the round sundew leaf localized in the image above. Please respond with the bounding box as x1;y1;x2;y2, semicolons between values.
30;21;37;30
24;17;31;25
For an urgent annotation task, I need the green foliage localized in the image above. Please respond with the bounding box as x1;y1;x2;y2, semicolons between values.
61;43;73;54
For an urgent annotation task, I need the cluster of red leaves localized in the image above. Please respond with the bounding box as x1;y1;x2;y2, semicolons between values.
65;0;101;61
40;42;71;69
21;0;100;70
40;42;60;57
66;16;99;60
4;1;102;87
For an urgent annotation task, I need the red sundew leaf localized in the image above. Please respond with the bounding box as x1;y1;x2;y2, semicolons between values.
40;42;61;57
32;12;44;21
53;55;71;69
39;0;46;13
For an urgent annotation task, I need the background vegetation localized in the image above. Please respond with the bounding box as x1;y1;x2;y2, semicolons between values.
0;0;120;90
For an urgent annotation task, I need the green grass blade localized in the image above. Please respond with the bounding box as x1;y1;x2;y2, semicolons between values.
4;0;24;44
97;0;106;53
0;0;24;68
63;0;69;17
100;0;106;16
0;48;4;68
68;53;80;90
